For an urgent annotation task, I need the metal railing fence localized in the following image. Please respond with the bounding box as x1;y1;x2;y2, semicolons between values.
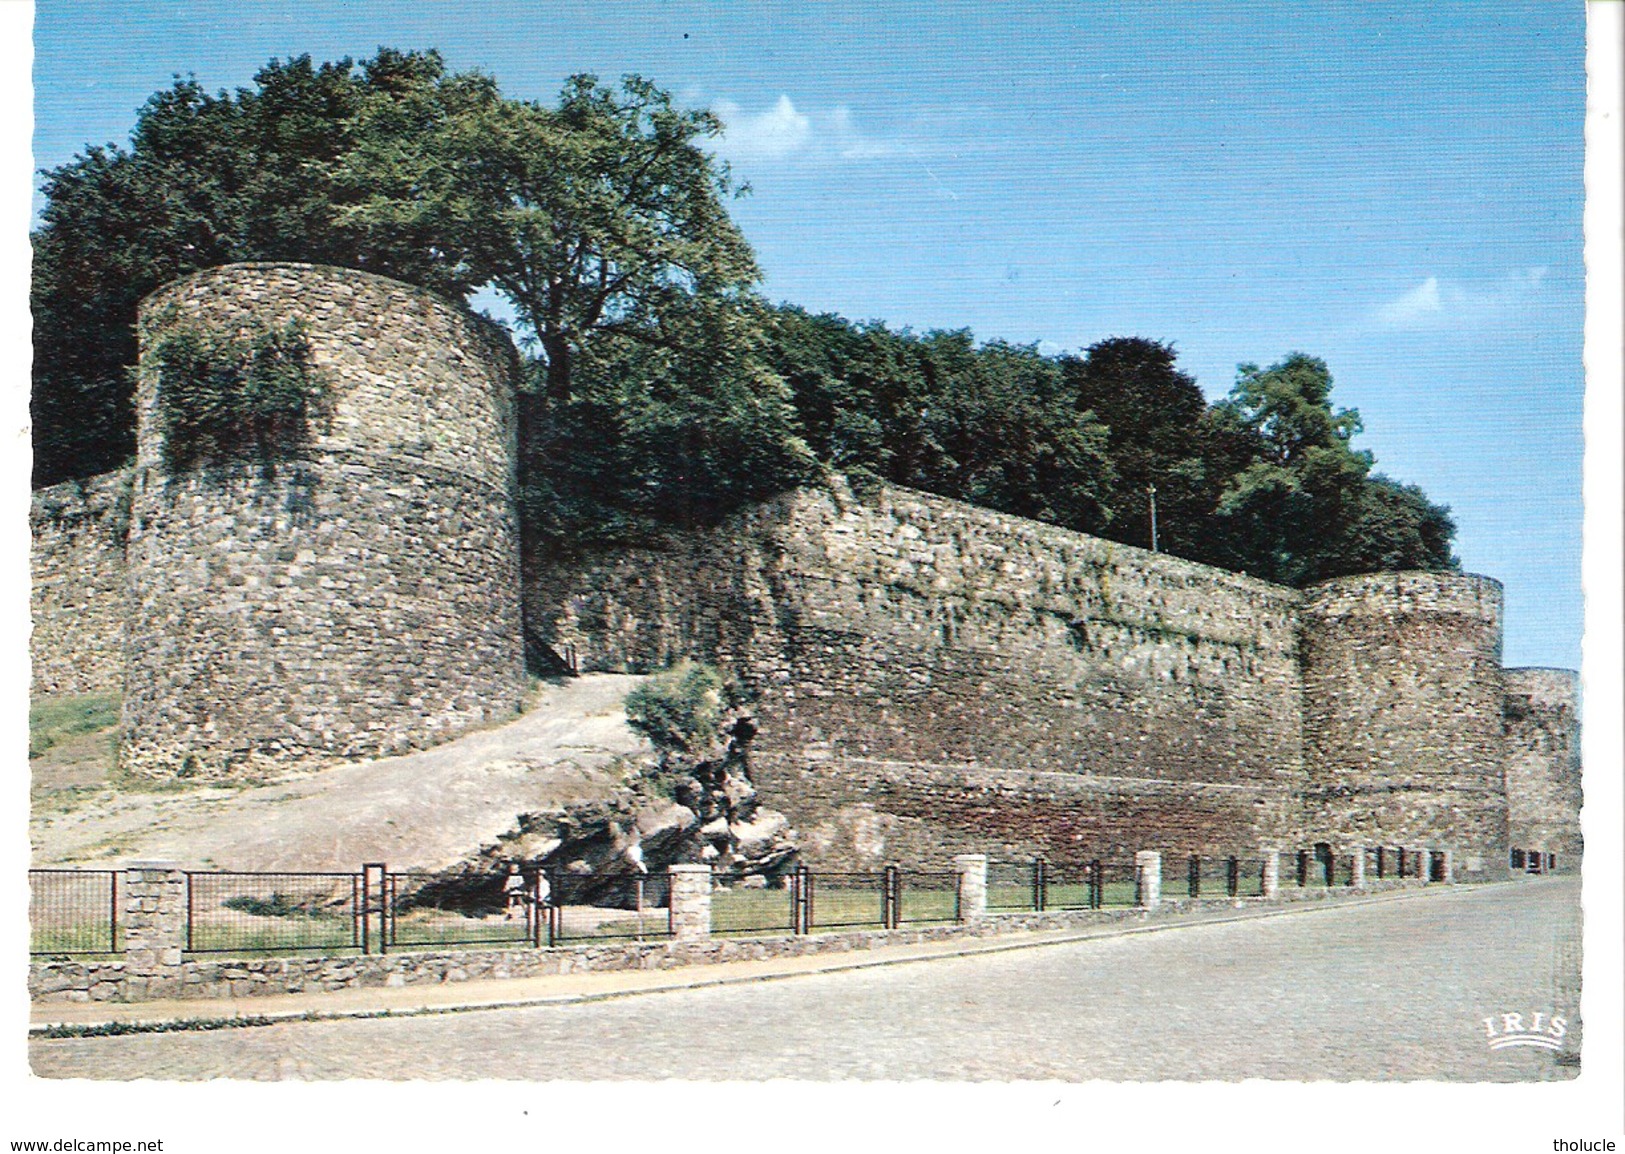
710;871;796;936
987;859;1045;912
547;870;673;944
384;870;541;951
796;869;888;932
896;869;961;926
28;838;1465;963
28;869;121;956
1177;855;1266;899
184;870;360;955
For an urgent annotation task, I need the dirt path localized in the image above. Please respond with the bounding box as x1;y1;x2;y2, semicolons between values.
29;674;650;872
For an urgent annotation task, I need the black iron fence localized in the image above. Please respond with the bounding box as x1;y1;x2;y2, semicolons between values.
986;859;1145;912
184;870;361;955
710;871;796;937
28;842;1461;962
987;858;1044;912
795;869;888;932
547;869;672;944
384;870;543;951
1175;855;1268;899
896;869;961;926
28;869;121;956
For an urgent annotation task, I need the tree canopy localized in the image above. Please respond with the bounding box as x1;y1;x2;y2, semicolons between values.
32;48;1457;587
31;50;489;483
756;312;1456;584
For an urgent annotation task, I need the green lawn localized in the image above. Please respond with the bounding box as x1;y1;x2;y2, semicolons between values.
29;692;121;759
710;886;796;936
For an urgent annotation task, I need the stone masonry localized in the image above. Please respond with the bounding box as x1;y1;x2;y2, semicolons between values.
121;264;524;779
1299;572;1511;878
29;469;131;696
530;483;1580;874
28;262;1581;870
1503;668;1583;859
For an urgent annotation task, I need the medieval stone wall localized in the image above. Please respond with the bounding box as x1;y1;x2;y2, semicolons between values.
27;263;1579;873
1503;667;1582;862
121;264;524;778
1299;572;1510;878
29;470;130;697
530;482;1308;866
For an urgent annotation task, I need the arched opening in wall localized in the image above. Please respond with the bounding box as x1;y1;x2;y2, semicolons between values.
1510;847;1526;869
1428;851;1446;882
1313;842;1333;888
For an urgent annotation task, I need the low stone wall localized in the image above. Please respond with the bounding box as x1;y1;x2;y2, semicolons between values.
30;870;1440;1007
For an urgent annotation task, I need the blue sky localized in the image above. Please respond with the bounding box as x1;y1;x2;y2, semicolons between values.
31;0;1586;668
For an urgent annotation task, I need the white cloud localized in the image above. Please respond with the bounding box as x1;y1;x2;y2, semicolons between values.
713;96;896;164
1376;276;1442;326
713;95;810;161
1373;268;1552;331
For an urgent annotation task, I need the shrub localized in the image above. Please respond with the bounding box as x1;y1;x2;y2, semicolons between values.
221;892;325;918
149;320;327;471
624;661;727;752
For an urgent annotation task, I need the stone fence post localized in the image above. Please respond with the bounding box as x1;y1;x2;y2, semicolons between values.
668;864;711;942
954;854;987;921
123;861;187;998
1349;847;1366;889
1135;850;1161;910
1261;849;1280;900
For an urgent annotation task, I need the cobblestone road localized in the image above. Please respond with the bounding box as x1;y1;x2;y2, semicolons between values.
30;877;1581;1081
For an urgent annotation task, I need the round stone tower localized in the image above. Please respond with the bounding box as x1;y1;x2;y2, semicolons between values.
1502;667;1582;865
123;263;524;779
1298;571;1509;878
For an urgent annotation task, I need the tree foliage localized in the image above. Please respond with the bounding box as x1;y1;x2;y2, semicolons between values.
31;49;486;485
1210;353;1455;583
34;49;1457;587
758;313;1456;586
337;74;759;404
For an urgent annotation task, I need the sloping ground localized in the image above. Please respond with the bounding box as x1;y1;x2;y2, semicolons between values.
29;675;650;872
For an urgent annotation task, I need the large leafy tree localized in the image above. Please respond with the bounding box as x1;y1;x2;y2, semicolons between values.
336;73;759;405
1059;337;1219;559
1213;353;1455;583
527;301;817;549
30;49;489;486
912;333;1113;531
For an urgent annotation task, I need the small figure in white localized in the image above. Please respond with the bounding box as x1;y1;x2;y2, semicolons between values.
502;863;526;921
624;841;647;875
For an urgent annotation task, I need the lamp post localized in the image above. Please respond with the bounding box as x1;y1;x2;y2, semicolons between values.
1148;483;1159;552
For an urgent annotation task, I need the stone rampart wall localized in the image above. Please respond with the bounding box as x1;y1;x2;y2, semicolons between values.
1503;667;1582;859
531;482;1308;866
29;470;130;696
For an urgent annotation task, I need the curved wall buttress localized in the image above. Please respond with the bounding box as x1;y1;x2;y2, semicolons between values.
1299;572;1509;877
123;263;523;779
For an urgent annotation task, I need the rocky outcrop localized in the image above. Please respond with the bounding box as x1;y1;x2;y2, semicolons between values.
473;711;799;905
